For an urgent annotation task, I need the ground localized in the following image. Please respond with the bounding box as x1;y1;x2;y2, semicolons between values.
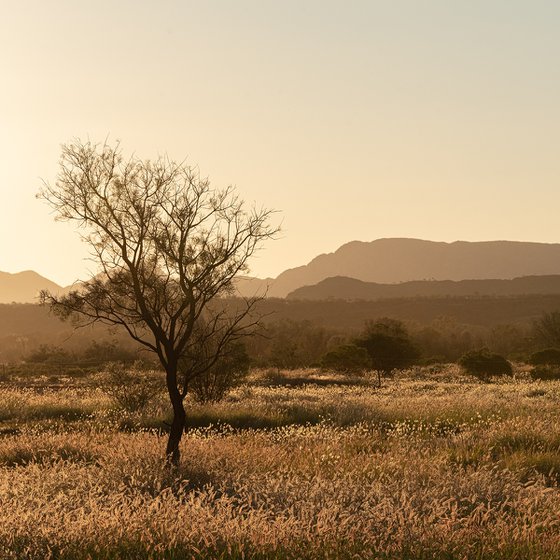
1;365;560;559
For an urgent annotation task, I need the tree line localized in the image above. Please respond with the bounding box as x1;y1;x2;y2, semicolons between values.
17;311;560;372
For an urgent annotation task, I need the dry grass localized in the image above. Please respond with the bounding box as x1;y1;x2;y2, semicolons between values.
1;366;560;558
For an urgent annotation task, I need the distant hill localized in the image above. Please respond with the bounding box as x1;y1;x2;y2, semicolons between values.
267;239;560;297
287;275;560;301
0;271;66;304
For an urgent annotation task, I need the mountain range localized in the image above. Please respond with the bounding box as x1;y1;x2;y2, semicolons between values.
6;238;560;303
287;275;560;301
266;238;560;297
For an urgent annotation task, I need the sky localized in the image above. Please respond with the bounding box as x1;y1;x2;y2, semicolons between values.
1;0;559;286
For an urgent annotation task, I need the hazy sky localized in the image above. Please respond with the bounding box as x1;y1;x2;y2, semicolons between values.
1;1;559;285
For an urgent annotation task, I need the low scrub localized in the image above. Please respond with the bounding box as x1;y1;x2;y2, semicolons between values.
458;349;512;380
99;361;163;412
531;365;560;381
529;348;560;366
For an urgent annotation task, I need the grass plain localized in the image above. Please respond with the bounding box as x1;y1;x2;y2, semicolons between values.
1;366;560;559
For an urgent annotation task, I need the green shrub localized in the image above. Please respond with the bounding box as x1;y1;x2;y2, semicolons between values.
529;348;560;366
320;344;370;373
531;365;560;381
458;349;512;379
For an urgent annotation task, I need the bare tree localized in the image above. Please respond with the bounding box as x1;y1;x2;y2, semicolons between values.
38;140;277;464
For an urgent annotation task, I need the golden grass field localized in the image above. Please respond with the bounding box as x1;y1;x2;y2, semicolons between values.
2;366;560;559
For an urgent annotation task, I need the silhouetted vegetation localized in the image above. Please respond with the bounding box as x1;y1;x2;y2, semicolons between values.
355;318;419;378
26;344;73;365
458;349;513;380
81;340;137;365
2;302;560;377
529;347;560;366
245;319;337;369
530;366;560;381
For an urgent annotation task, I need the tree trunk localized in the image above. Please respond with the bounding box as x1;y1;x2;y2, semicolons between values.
165;365;186;466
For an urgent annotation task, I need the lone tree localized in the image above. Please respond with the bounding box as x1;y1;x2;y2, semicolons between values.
39;140;277;464
354;318;419;385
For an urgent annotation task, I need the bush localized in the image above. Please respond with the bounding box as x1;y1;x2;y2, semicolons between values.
531;365;560;381
26;345;74;364
320;344;370;373
458;349;512;380
100;361;163;412
81;340;137;366
529;348;560;366
189;342;251;403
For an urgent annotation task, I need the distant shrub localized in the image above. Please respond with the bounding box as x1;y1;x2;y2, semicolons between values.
189;343;251;404
81;340;137;366
100;361;162;412
529;348;560;366
247;319;336;369
26;345;73;365
458;349;512;380
531;366;560;381
320;344;370;373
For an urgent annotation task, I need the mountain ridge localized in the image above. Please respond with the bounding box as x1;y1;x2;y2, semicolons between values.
287;274;560;301
266;238;560;297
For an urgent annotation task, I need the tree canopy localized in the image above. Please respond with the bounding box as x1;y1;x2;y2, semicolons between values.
354;318;419;375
